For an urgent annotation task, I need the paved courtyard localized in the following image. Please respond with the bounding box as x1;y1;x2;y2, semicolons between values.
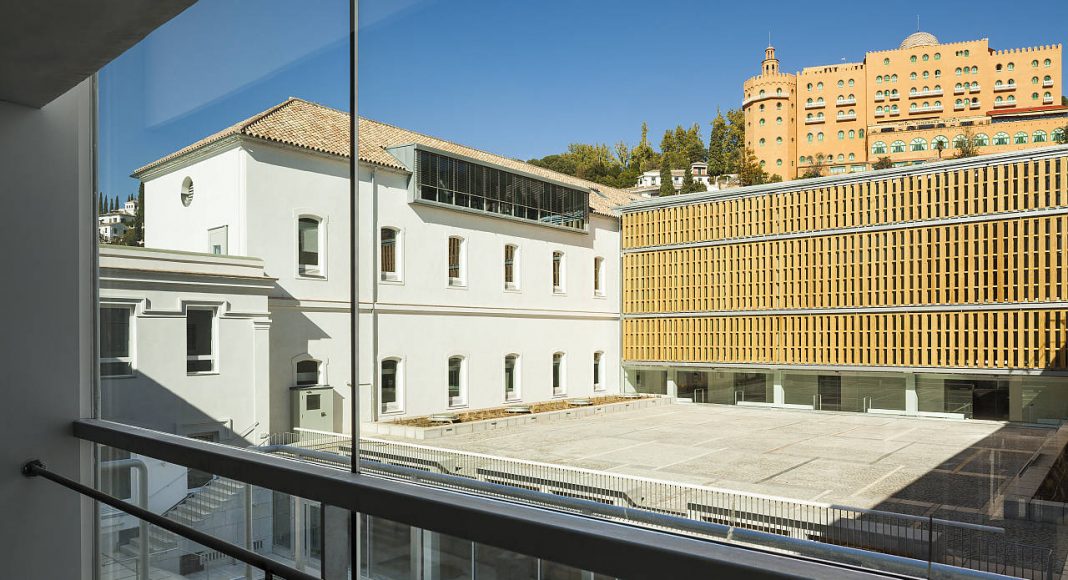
380;403;1055;519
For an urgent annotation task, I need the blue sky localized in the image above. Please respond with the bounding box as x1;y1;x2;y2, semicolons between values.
99;0;1068;201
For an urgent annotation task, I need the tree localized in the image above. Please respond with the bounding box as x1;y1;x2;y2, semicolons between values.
658;164;675;196
737;148;768;186
1054;123;1068;144
933;138;946;158
800;156;825;179
631;122;657;174
98;194;105;216
679;165;704;194
707;111;729;176
872;156;894;170
723;108;746;173
118;183;145;246
954;127;980;159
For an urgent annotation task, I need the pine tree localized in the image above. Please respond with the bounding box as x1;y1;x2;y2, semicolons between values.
707;111;729;176
680;165;700;193
658;164;675;196
98;194;105;215
737;148;768;186
631;122;656;173
724;108;746;173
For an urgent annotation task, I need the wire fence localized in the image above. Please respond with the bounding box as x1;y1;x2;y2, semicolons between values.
266;429;1056;579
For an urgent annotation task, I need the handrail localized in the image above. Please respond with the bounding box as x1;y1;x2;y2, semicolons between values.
21;460;317;580
69;418;911;580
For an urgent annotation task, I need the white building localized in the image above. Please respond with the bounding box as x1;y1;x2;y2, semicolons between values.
635;161;713;190
98;212;134;241
131;97;637;433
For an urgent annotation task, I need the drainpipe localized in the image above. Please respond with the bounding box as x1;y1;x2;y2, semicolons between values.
101;458;149;580
370;165;380;424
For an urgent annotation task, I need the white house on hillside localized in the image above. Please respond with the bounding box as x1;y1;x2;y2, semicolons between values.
130;98;636;433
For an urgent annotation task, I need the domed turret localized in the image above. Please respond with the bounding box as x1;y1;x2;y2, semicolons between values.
899;31;939;49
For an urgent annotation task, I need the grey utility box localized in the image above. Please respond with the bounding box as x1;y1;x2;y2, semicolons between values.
291;385;336;432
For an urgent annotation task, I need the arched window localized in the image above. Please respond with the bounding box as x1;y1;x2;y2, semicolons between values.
776;102;782;109
1044;58;1052;67
816;82;823;90
934;53;941;60
955;67;962;76
298;216;323;276
910;72;917;80
910;55;917;63
910;138;927;151
816;97;824;104
875;76;883;84
799;156;806;163
974;133;989;146
909;103;918;111
759;160;766;168
758;89;765;96
448;235;466;286
923;71;929;79
381;358;402;413
1032;59;1039;68
776;159;783;166
759;104;765;112
776;88;783;95
776;117;782;124
848;130;855;139
932;135;950;150
806;82;813;90
909;87;917;96
1044;75;1053;83
836;111;844;119
504;354;521;400
759;118;765;126
837;80;844;88
807;132;814;143
775;136;783;144
995;80;1003;88
380;227;400;281
891;104;899;112
996;64;1003;72
1007;95;1015;104
876;106;884;114
552;352;566;396
849;79;855;87
993;132;1010;145
504;243;519;290
447;356;467;406
1007;62;1014;71
836;154;845;162
552;250;566;293
180;177;194;207
816;112;824;120
995;96;1003;104
1033;92;1040;100
1033;130;1048;143
890;74;897;82
848;153;855;161
817;132;824;142
890;140;906;153
1014;131;1028;144
953;134;967;147
806;97;813;105
923;54;929;62
883;57;890;65
1053;128;1066;143
955;82;962;90
1006;79;1014;87
876;90;884;98
955;98;963;107
1032;76;1040;85
933;100;941;108
837;130;844;140
1045;91;1053;100
971;66;978;74
296;359;320;386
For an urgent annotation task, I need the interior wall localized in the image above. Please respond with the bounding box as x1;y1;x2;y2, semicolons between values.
0;80;95;579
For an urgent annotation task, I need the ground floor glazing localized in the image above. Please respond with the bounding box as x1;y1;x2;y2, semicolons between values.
624;366;1068;423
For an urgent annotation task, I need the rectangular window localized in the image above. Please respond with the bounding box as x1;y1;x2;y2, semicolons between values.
186;308;215;373
594;256;605;296
298;217;320;276
448;236;465;286
504;244;518;290
505;354;519;400
381;228;397;280
593;352;603;390
448;356;465;406
100;306;132;377
381;359;400;413
552;352;565;396
552;251;564;293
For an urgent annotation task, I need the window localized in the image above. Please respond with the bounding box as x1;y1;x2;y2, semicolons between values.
1007;62;1014;71
890;140;906;153
381;358;402;413
1053;128;1066;142
922;54;929;62
593;256;605;296
932;135;949;150
448;236;466;287
934;52;941;60
776;88;782;95
1015;131;1028;144
909;72;917;80
552;251;565;293
759;137;765;145
1044;58;1052;67
593;352;604;391
836;154;844;162
935;69;941;78
776;159;783;166
1033;130;1047;143
806;132;813;143
993;132;1009;146
100;306;133;377
890;74;897;82
848;79;855;86
837;80;844;88
1032;59;1040;68
955;67;962;76
448;356;466;407
505;354;520;401
817;132;824;142
910;55;917;63
837;131;844;140
758;119;765;127
848;153;855;161
883;57;890;65
552;352;566;396
776;116;782;125
186;308;215;373
296;359;320;386
974;133;989;146
180;176;194;207
504;244;519;290
380;227;399;281
806;82;813;90
775;136;782;144
871;141;887;155
1032;76;1040;85
1044;75;1053;83
208;225;228;255
875;76;882;84
297;217;322;276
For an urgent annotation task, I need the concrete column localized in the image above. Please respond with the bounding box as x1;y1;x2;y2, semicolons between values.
904;373;918;416
322;505;351;580
1009;377;1024;422
666;368;678;399
773;371;785;407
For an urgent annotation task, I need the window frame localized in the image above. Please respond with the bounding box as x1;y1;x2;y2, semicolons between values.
447;235;467;288
503;243;520;291
295;358;322;387
593;351;605;392
380;226;402;283
447;355;468;408
593;256;606;297
552;250;566;294
296;214;326;279
100;303;136;378
552;351;567;397
380;357;403;414
185;306;218;375
504;353;521;402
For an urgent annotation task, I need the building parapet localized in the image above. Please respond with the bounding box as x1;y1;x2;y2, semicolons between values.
864;38;989;57
991;44;1062;55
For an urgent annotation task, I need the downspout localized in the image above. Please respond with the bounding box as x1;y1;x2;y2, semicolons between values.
101;458;148;580
617;213;626;394
371;165;380;423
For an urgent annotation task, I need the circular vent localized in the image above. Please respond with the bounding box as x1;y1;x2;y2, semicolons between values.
180;177;194;207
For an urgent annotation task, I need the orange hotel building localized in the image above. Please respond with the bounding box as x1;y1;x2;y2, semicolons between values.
744;32;1065;180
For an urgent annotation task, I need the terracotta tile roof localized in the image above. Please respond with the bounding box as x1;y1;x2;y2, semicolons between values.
133;98;639;217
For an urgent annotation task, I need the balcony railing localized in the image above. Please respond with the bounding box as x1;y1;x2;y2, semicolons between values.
969;84;982;92
970;102;982;109
993;84;1016;92
1043;80;1055;88
954;87;966;95
836;98;856;106
873;95;885;102
993;101;1016;108
909;106;943;114
836;113;858;121
39;418;945;580
887;94;900;100
1044;96;1055;104
909;90;943;98
804;117;825;124
804;101;825;109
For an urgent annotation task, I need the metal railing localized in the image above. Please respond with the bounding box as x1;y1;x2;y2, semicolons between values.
66;418;907;580
266;429;1055;579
